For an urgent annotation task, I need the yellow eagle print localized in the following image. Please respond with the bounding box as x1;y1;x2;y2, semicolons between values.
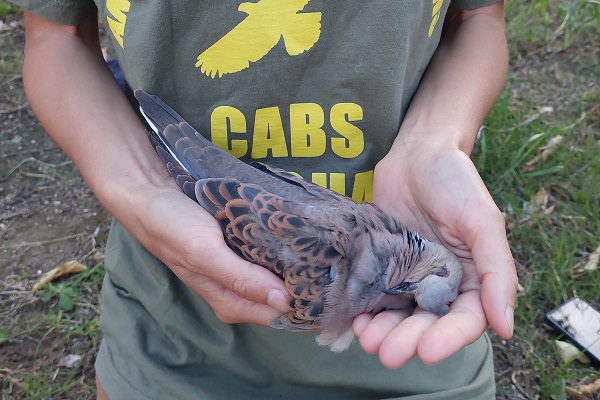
196;0;322;78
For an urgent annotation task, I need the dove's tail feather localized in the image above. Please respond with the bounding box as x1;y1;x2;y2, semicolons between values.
135;90;200;183
135;90;185;131
135;90;221;188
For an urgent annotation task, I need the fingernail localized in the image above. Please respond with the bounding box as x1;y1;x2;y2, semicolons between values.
268;289;288;313
505;306;514;336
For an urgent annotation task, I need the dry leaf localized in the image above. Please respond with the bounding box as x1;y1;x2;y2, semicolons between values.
565;387;588;400
578;244;600;274
543;204;556;216
533;187;549;209
32;260;88;292
555;340;591;364
523;135;564;171
554;66;565;85
579;379;600;396
566;378;600;399
573;244;600;275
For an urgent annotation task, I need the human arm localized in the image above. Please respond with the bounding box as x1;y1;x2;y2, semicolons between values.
22;11;289;324
353;2;518;368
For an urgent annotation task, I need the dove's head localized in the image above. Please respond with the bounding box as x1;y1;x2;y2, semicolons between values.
380;239;463;315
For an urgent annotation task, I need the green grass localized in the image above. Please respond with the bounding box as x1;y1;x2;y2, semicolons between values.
505;0;600;53
4;263;105;399
0;8;25;117
0;1;19;18
475;3;600;396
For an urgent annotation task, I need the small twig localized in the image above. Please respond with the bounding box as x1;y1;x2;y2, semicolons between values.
22;335;42;345
0;290;32;296
1;157;72;182
81;302;101;315
0;233;84;250
510;371;532;400
3;157;36;179
20;171;56;181
0;74;22;87
78;226;106;263
483;107;554;133
546;7;570;53
34;326;56;361
0;102;28;114
0;207;28;221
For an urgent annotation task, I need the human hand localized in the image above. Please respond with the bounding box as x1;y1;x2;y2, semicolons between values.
19;10;290;329
122;180;290;326
353;142;517;368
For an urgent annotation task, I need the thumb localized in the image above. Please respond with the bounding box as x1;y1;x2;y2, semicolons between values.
199;244;290;313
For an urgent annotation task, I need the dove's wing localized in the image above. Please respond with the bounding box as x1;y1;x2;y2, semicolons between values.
136;90;359;332
195;16;282;77
193;175;347;332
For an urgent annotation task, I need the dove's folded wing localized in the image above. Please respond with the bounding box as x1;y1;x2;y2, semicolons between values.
193;174;347;332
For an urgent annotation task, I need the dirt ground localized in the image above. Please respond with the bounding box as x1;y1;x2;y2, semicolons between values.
1;15;112;399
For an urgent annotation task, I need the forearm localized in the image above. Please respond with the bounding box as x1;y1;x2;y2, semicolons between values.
393;3;508;155
22;12;174;222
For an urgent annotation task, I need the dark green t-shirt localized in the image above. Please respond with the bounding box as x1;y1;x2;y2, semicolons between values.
17;0;495;202
12;2;503;398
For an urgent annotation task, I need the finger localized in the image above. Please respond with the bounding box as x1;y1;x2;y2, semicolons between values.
144;193;291;313
184;239;291;313
192;274;285;325
379;311;439;369
417;290;487;364
352;313;375;337
355;309;412;355
219;255;291;313
468;206;518;339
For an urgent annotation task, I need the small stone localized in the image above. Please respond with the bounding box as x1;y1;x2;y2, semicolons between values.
59;354;82;369
10;135;22;145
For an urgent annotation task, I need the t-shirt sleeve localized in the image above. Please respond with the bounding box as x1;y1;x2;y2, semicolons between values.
6;0;97;25
451;0;501;10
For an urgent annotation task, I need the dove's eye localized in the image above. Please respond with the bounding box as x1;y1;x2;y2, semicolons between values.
435;266;449;277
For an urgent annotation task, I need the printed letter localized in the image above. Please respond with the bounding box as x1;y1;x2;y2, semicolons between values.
290;103;326;157
330;103;364;159
211;106;248;158
351;170;374;203
252;107;289;158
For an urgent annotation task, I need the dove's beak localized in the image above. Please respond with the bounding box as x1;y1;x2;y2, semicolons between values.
383;281;418;295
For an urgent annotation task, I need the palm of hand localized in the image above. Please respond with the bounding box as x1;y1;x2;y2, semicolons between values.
353;147;516;368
